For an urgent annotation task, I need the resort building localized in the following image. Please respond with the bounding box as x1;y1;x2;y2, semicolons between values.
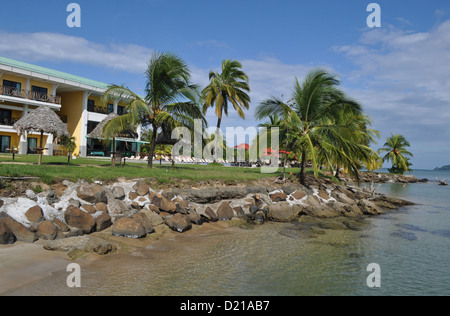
0;56;142;157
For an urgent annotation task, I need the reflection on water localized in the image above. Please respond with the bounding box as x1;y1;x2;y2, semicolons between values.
7;178;450;296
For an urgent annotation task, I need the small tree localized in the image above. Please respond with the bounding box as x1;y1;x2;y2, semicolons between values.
378;134;413;174
60;136;77;164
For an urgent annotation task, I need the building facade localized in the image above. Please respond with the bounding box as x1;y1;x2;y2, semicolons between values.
0;56;141;157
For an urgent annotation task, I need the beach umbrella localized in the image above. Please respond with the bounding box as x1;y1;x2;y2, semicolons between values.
234;143;250;150
88;113;137;166
13;106;69;165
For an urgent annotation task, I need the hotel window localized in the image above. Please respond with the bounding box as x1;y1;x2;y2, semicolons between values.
0;135;11;153
32;86;48;95
87;121;99;135
0;109;12;126
32;86;49;101
117;106;126;115
2;80;21;96
87;99;95;112
107;103;114;114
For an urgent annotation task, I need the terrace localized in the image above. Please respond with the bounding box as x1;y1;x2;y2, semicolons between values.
0;85;61;105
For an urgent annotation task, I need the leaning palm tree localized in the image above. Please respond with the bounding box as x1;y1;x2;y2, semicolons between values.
202;59;251;129
378;134;413;174
101;52;206;168
256;69;366;185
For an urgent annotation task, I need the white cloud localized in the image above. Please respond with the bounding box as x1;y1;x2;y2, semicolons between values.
335;20;450;168
0;31;153;73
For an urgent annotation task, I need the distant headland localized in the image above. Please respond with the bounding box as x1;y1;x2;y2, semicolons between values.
434;165;450;171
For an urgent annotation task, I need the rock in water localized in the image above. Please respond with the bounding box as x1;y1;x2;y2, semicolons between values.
267;202;303;222
112;217;147;239
44;236;115;256
165;213;192;233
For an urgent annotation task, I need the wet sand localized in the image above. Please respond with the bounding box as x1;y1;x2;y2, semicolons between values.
0;242;72;294
0;220;241;296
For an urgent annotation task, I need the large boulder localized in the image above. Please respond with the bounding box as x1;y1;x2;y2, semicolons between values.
133;181;149;196
112;217;147;239
77;183;107;203
131;212;155;234
267;202;303;222
269;192;287;202
358;199;383;215
107;198;132;217
139;209;165;227
165;213;192;233
37;220;62;241
112;186;126;200
204;207;218;222
64;208;96;234
216;202;234;221
0;221;16;244
95;213;112;232
150;192;176;213
25;205;45;224
44;236;115;257
0;217;37;243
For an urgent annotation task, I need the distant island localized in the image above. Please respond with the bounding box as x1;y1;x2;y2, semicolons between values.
434;165;450;171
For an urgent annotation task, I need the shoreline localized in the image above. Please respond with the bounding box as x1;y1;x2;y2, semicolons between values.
0;174;417;295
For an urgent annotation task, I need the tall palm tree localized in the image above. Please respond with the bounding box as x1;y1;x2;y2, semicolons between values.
202;59;251;129
378;134;413;174
256;69;370;185
101;52;206;168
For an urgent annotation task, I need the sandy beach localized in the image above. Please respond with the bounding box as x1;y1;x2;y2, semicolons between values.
0;220;240;296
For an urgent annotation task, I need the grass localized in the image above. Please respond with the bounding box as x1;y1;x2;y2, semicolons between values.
0;154;302;186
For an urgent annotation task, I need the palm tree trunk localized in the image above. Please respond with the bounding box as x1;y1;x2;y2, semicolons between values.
299;150;307;185
148;124;157;168
213;117;222;163
38;130;44;165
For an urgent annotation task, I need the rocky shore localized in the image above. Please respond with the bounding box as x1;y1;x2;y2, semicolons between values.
0;175;415;258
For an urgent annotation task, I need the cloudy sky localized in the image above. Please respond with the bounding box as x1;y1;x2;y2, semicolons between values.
1;0;449;169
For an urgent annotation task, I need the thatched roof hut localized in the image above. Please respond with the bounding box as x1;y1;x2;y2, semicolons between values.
88;113;138;140
13;106;69;165
13;106;69;138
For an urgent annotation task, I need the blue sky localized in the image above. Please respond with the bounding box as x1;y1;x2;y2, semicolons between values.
1;0;450;169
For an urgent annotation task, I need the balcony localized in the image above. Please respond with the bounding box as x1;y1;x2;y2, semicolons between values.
0;85;62;105
0;117;19;126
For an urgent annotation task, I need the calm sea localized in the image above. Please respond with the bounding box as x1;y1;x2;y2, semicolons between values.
6;169;450;296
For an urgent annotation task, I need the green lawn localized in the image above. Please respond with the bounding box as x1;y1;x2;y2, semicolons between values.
0;154;302;186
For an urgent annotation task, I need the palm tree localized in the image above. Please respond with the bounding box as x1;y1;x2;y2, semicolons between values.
378;134;413;174
202;59;251;129
101;52;206;168
256;69;374;185
256;98;298;181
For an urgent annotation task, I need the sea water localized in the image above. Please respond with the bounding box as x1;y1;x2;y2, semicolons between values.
5;170;450;296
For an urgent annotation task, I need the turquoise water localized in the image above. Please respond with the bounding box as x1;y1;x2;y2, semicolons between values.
6;170;450;296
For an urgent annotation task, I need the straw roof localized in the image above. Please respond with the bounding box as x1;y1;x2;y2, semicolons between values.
13;106;69;137
89;113;138;139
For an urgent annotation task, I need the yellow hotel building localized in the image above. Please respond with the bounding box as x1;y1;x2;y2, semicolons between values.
0;56;142;157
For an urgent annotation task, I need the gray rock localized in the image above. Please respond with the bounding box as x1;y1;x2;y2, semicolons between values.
77;183;107;203
112;186;126;200
267;202;302;222
43;236;115;256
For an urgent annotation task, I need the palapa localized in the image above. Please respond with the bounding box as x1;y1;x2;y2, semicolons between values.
88;112;138;166
13;106;69;165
